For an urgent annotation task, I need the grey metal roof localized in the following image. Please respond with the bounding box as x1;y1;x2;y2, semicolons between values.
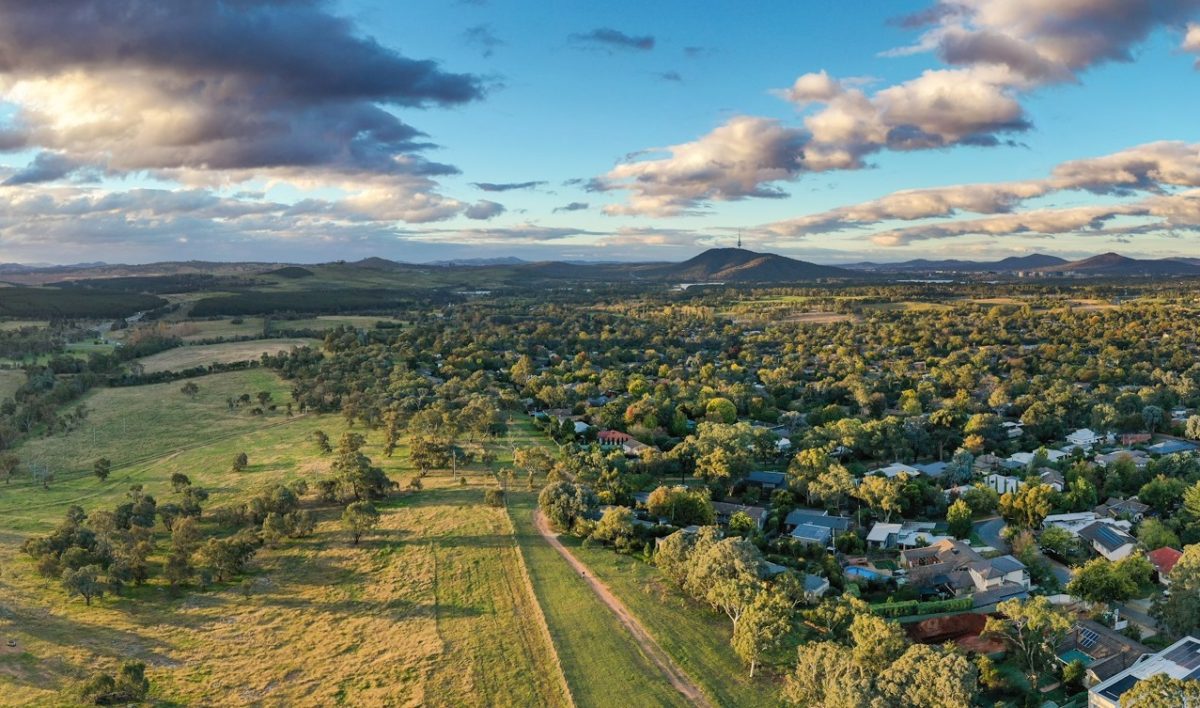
803;573;829;592
791;523;832;544
1079;522;1135;551
785;509;852;531
988;555;1027;574
746;470;787;486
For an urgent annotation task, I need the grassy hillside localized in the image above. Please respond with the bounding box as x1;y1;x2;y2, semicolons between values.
5;369;294;500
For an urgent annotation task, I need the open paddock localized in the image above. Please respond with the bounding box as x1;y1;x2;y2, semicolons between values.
134;338;319;373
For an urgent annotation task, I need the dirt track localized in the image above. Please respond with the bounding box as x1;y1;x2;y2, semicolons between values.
532;510;712;707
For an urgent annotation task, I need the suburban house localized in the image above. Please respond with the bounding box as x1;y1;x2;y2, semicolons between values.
1094;450;1150;470
1002;421;1024;438
620;438;652;457
803;574;831;600
968;555;1030;593
866;521;948;550
1147;547;1183;586
712;502;767;529
1148;439;1199;456
983;473;1023;495
790;523;832;546
1088;635;1200;708
914;461;949;478
1044;512;1102;535
1078;522;1138;562
1057;620;1151;688
973;453;1004;472
1006;449;1068;468
872;462;921;479
1039;468;1066;491
745;470;787;491
1067;428;1103;450
597;430;633;446
597;430;653;457
866;522;903;549
899;539;983;594
762;561;790;578
785;509;852;546
1094;497;1151;522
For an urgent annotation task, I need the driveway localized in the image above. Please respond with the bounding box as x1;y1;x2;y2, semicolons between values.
1116;602;1159;632
974;516;1074;587
974;516;1009;553
1046;558;1074;587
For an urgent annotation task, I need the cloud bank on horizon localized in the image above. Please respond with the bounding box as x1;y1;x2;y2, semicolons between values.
1;0;1200;263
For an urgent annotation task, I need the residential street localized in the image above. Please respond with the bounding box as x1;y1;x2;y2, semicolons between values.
974;516;1009;552
974;516;1074;587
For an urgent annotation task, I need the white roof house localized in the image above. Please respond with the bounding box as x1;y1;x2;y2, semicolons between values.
1043;513;1132;539
1043;512;1099;534
867;521;948;549
873;462;921;479
866;523;903;548
1066;428;1102;449
1088;635;1200;708
1009;450;1067;467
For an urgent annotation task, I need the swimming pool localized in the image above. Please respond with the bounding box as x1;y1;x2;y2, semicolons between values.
1058;648;1092;665
845;566;886;581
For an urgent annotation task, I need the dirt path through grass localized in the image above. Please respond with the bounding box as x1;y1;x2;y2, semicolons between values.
533;510;712;708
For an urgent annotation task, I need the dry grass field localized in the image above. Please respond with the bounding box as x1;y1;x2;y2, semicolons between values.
134;338;319;373
0;370;23;403
0;372;571;705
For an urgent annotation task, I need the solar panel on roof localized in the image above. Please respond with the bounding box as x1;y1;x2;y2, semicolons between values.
1100;675;1140;701
1163;639;1200;670
1079;628;1100;649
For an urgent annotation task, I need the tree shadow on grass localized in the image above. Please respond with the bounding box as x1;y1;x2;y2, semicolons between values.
255;592;484;620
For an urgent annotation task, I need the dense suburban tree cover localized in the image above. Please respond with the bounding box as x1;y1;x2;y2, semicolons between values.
9;276;1200;703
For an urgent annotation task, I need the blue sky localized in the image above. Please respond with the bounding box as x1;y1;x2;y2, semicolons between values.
1;0;1200;264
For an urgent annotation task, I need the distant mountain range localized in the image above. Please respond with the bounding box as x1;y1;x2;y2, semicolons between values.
427;256;529;266
1031;252;1200;276
4;249;1200;286
842;253;1068;272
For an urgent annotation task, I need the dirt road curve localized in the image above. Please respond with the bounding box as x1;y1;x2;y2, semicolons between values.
532;510;713;708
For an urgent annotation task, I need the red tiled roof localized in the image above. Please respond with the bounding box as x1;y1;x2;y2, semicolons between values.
1147;547;1183;576
597;430;633;443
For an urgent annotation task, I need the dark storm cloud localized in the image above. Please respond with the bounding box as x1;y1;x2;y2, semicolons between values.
471;181;547;192
0;1;482;106
0;0;484;181
2;152;79;185
570;28;655;51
